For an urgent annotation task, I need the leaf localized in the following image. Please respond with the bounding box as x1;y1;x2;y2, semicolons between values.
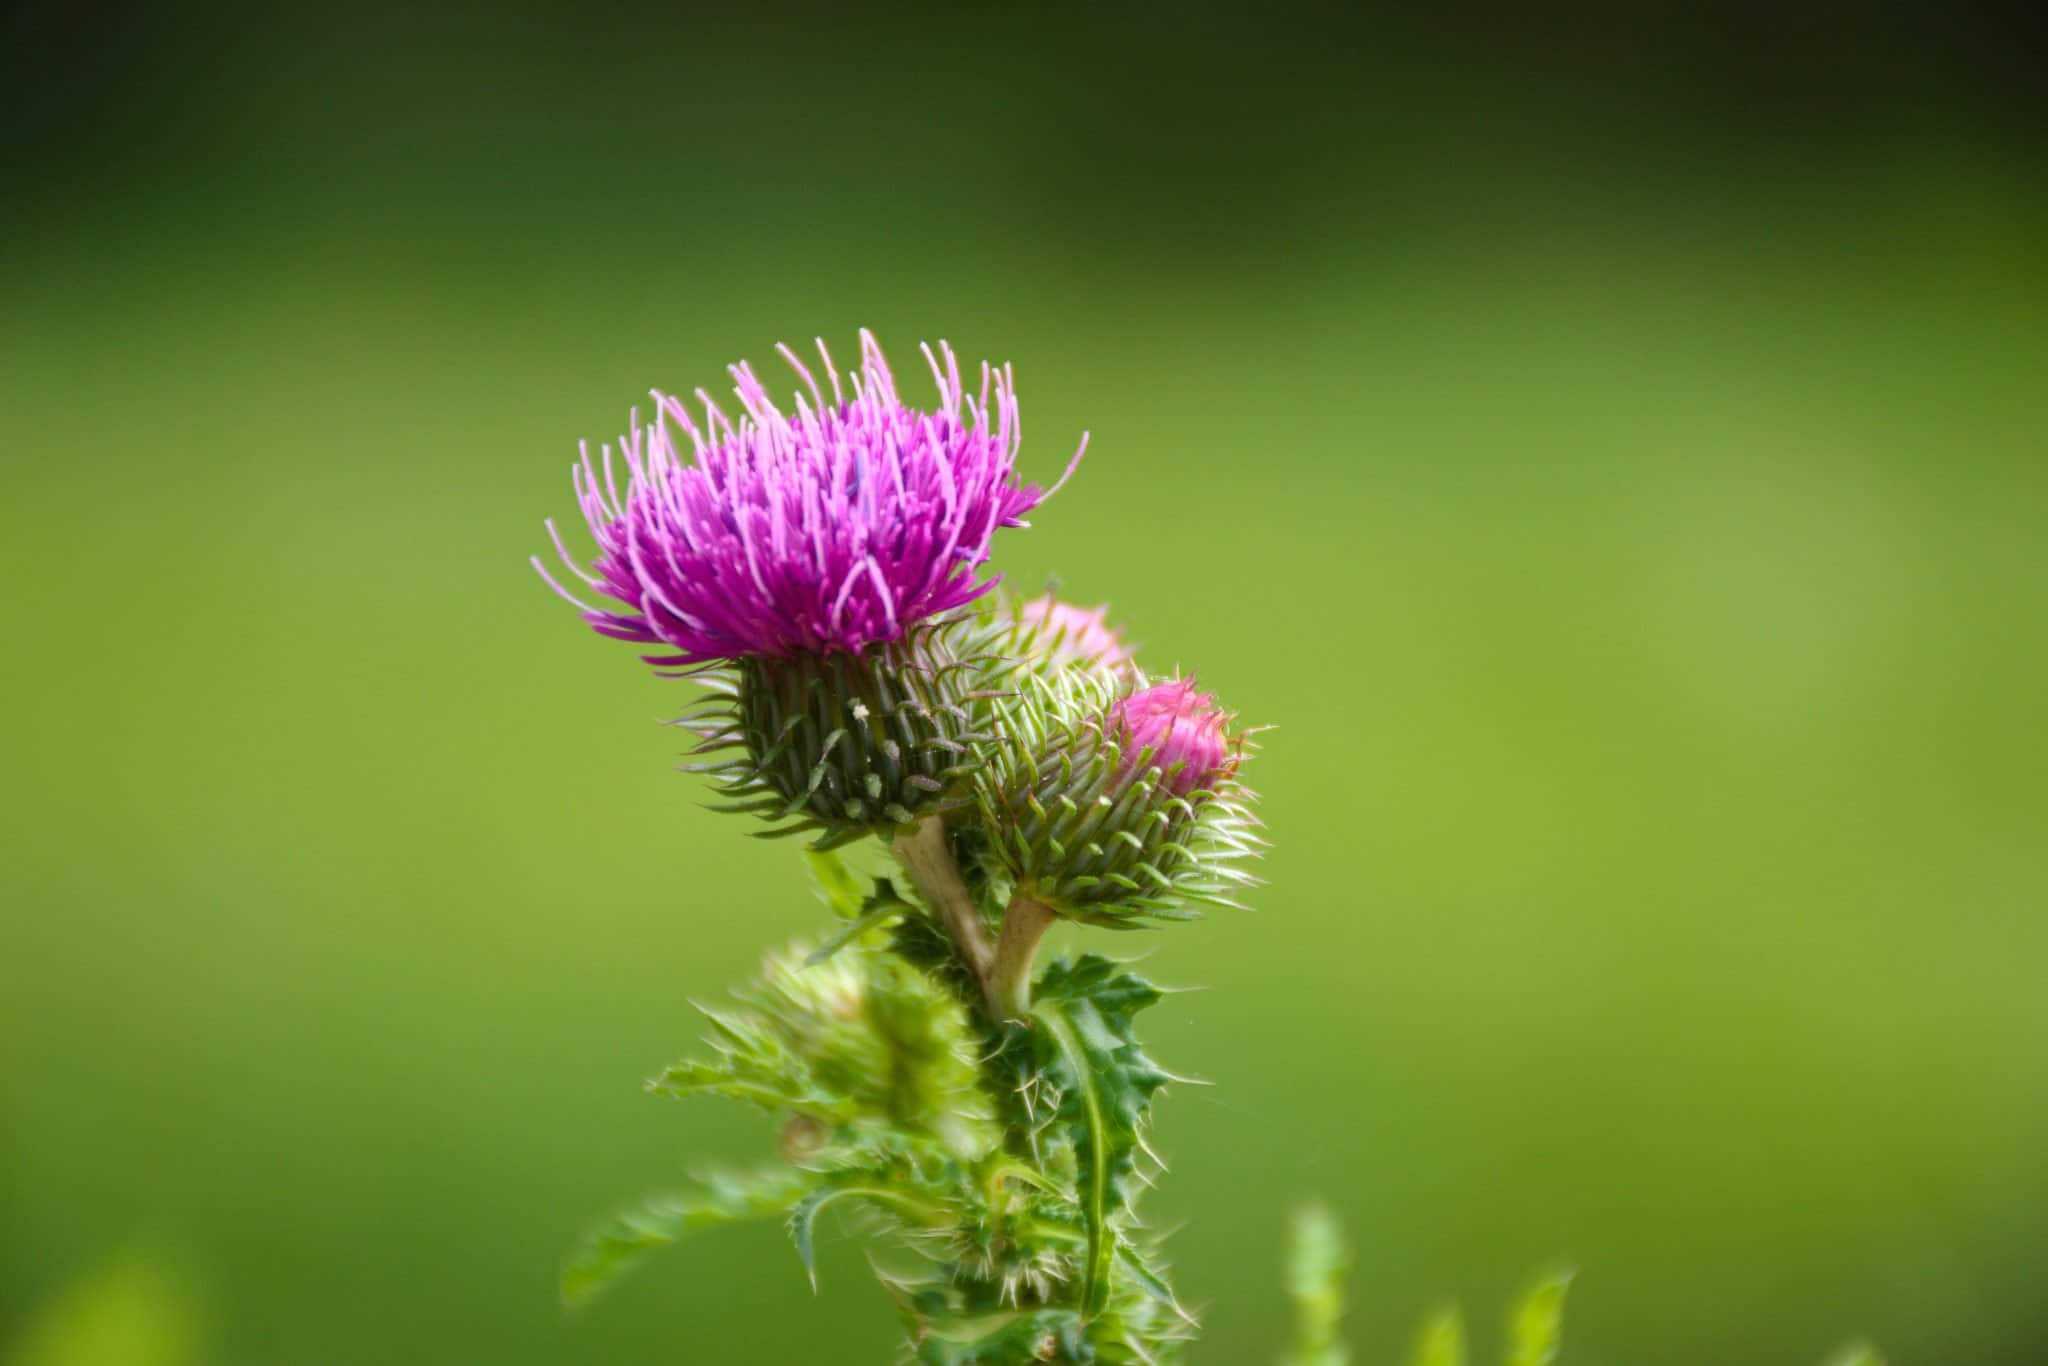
910;1310;1090;1365
1281;1203;1351;1366
786;1179;950;1291
1409;1306;1466;1366
1118;1241;1199;1331
805;848;869;918
645;1006;843;1119
786;1186;860;1291
804;887;914;966
889;911;980;1000
1024;954;1172;1318
1503;1268;1573;1366
1821;1344;1886;1366
560;1169;813;1308
4;1250;203;1366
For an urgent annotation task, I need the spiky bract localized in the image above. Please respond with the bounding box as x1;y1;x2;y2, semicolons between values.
680;619;1001;845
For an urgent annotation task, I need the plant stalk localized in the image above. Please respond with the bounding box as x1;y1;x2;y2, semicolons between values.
891;815;995;1000
989;894;1059;1020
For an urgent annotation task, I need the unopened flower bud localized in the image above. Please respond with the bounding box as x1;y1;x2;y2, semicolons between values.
1012;594;1131;671
974;670;1260;922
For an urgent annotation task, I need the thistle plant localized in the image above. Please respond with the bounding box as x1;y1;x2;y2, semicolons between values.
535;331;1255;1361
533;333;1868;1363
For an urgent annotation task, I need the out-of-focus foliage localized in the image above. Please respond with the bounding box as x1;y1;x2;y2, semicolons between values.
1407;1308;1467;1366
1283;1213;1880;1366
2;1253;203;1366
559;1169;815;1310
1503;1270;1571;1366
1281;1205;1353;1366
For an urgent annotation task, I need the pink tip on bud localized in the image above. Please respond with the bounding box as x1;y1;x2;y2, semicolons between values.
1016;595;1131;669
1111;679;1237;796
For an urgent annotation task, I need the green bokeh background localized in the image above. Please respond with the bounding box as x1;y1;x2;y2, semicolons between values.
5;6;2045;1363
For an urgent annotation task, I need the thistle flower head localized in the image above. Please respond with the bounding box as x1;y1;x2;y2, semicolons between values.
1111;678;1237;796
536;330;1086;668
1014;594;1131;670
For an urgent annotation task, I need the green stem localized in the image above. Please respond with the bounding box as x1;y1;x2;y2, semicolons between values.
891;815;995;1001
988;894;1059;1020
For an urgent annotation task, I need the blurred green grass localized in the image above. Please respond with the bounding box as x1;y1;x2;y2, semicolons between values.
5;8;2047;1363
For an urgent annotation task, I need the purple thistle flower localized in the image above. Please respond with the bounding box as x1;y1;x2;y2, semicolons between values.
1112;679;1237;797
1014;594;1131;669
535;331;1086;668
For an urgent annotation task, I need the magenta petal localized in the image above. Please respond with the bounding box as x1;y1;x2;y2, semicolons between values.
537;330;1082;666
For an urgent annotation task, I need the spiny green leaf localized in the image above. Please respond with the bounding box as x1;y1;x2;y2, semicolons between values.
1503;1268;1573;1366
911;1309;1091;1365
787;1179;951;1291
648;1053;819;1113
1038;954;1167;1020
1409;1307;1466;1366
1280;1202;1351;1366
560;1169;814;1308
1024;955;1172;1318
1117;1240;1198;1331
787;1186;867;1291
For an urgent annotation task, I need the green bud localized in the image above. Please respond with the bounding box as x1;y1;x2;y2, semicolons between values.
973;667;1263;925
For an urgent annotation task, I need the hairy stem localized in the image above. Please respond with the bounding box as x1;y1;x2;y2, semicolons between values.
891;815;995;1001
989;895;1059;1020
